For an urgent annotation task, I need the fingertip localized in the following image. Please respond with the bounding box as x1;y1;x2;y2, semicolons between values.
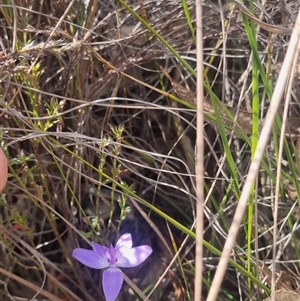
0;148;8;193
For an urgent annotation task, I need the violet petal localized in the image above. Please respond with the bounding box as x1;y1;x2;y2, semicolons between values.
72;248;109;269
118;245;152;268
102;268;123;301
116;233;132;251
92;241;109;257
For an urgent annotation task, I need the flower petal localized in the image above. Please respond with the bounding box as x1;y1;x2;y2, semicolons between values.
72;248;109;269
102;268;123;301
118;245;152;268
92;241;109;256
116;233;132;251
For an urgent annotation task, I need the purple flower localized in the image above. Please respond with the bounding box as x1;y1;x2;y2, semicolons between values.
72;233;152;301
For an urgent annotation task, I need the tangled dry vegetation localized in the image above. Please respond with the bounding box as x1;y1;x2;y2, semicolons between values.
1;0;300;300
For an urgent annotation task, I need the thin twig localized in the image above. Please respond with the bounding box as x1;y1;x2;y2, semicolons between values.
195;0;204;301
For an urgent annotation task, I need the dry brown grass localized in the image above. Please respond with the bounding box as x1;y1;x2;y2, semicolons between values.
0;0;300;300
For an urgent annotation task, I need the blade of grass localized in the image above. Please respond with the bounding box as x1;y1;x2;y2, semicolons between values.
181;0;196;42
243;0;260;293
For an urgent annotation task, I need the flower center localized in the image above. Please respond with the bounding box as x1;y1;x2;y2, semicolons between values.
106;245;118;266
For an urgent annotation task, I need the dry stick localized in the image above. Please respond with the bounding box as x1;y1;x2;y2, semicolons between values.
10;0;17;52
0;267;63;301
195;1;204;301
206;11;300;301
